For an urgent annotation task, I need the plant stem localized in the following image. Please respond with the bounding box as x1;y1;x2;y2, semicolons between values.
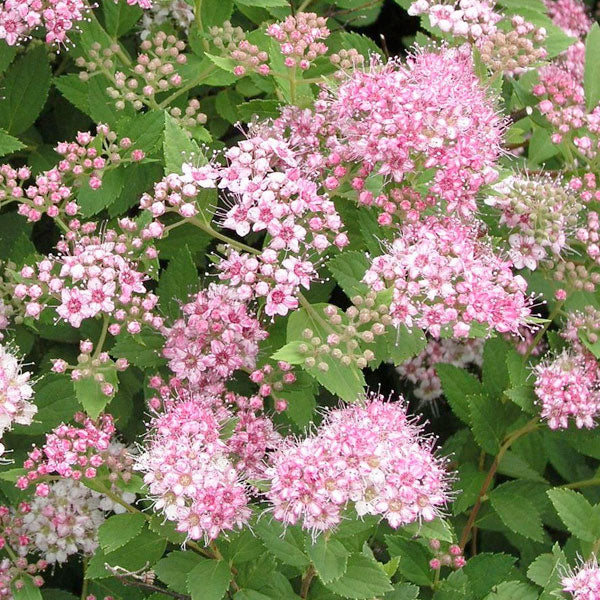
189;217;261;255
459;417;539;550
93;315;110;359
80;558;88;600
157;65;217;110
563;477;600;489
523;300;565;361
300;565;316;599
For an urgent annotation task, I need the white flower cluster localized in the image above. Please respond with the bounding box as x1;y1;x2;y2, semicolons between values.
140;0;194;39
19;479;134;564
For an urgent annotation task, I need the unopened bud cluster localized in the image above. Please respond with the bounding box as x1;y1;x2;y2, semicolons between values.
168;99;207;131
249;361;297;412
266;12;330;70
477;15;547;75
428;539;466;570
78;33;187;111
487;175;581;270
330;49;365;79
297;292;390;372
209;22;270;77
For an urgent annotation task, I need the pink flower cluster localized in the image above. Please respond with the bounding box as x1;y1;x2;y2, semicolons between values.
0;0;87;45
143;131;348;316
0;504;47;597
266;12;330;70
14;219;161;333
562;558;600;599
0;344;36;445
545;0;592;39
162;284;267;386
318;45;503;220
362;216;531;338
266;395;449;533
136;392;255;542
397;338;484;403
0;125;144;223
17;413;115;494
534;351;600;430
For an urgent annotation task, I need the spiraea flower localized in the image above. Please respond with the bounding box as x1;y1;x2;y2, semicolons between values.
135;395;253;543
362;216;531;338
562;557;600;599
320;44;504;219
534;351;600;430
545;0;592;39
266;12;330;70
0;344;36;443
162;284;267;385
266;394;450;533
19;479;130;564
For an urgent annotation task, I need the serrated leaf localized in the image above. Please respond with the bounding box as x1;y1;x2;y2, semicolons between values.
157;245;198;319
327;252;370;297
0;129;25;158
468;394;504;454
111;329;166;369
55;74;92;116
324;554;393;599
187;560;232;600
482;337;510;398
305;537;349;583
547;488;600;541
384;536;432;586
463;553;516;598
0;45;51;135
86;525;167;579
483;581;538;600
236;0;288;5
163;114;203;174
78;168;126;217
400;518;454;543
254;520;309;568
155;551;203;594
12;578;43;600
237;100;281;121
201;0;234;27
436;364;483;424
490;483;545;542
98;513;146;553
102;0;142;36
73;363;119;419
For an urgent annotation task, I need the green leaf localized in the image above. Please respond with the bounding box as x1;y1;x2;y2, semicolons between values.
237;100;282;121
102;0;142;36
527;544;568;597
327;252;370;297
163;114;203;173
287;305;366;403
155;551;203;594
118;110;166;156
0;44;16;76
254;520;309;568
12;578;43;600
324;554;393;599
0;129;25;158
528;127;560;165
86;525;167;579
436;364;483;424
305;537;349;584
55;74;92;116
384;325;427;366
482;337;510;398
12;374;78;436
483;581;538;600
157;245;198;319
111;328;166;369
384;583;419;599
187;560;232;600
73;363;119;419
468;394;504;454
201;0;234;27
490;482;545;542
78;168;126;217
584;23;600;110
98;513;146;553
547;488;600;541
453;464;487;515
0;45;51;135
463;553;516;598
385;536;433;587
400;518;454;543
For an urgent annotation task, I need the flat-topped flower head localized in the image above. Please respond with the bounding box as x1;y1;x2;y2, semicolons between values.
562;557;600;599
266;394;450;534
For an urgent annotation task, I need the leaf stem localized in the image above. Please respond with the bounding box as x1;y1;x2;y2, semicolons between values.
300;564;316;599
562;477;600;489
189;216;261;255
459;417;539;550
